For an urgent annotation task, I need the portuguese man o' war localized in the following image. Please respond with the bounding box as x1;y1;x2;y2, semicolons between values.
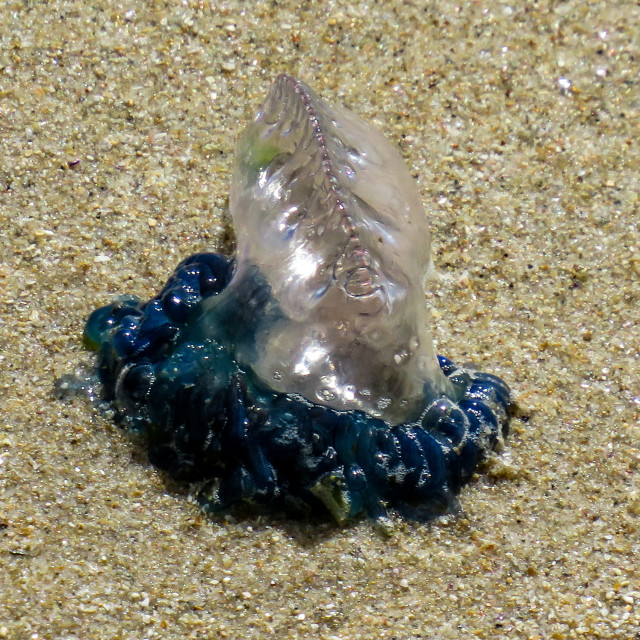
84;74;513;524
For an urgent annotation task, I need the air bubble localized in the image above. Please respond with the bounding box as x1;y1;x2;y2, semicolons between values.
317;387;337;402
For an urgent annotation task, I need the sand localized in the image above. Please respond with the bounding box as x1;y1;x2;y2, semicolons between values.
1;1;638;638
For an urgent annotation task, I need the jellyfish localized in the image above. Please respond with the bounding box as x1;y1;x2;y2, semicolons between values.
84;75;513;524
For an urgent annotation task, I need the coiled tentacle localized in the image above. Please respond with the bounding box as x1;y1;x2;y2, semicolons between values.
85;252;512;523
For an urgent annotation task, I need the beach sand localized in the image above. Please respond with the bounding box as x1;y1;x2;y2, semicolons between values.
1;1;638;638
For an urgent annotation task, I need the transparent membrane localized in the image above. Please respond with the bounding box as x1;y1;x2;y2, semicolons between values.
197;75;453;423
